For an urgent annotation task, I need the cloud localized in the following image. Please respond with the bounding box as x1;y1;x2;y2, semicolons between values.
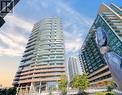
65;37;82;53
56;1;92;26
0;0;93;56
0;31;26;56
0;31;27;49
0;48;23;56
5;15;34;32
0;15;33;56
53;1;92;54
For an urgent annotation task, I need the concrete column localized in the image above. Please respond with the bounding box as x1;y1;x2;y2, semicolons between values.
39;81;41;94
19;86;22;95
33;83;36;93
29;83;32;93
16;87;19;94
46;82;48;91
56;81;58;90
30;82;35;93
25;85;28;94
17;84;21;94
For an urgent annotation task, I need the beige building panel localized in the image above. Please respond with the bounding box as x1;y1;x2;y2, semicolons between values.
89;71;111;81
88;66;109;78
90;77;112;85
18;78;61;84
19;69;65;76
21;65;65;72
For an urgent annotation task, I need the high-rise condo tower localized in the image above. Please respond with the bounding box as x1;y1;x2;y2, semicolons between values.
13;17;66;94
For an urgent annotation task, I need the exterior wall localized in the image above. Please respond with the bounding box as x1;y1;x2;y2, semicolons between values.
79;3;122;88
13;17;66;94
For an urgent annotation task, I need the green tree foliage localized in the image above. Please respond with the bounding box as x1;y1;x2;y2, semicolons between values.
0;87;16;95
95;92;115;95
59;75;68;94
49;91;53;95
95;92;105;95
7;87;16;95
107;86;114;92
107;80;116;92
0;88;7;95
105;92;115;95
72;74;89;90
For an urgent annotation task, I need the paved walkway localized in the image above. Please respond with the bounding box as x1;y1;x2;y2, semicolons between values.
114;89;122;95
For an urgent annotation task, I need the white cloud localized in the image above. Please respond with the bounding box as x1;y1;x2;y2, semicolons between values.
65;38;82;53
53;1;92;54
0;15;33;56
5;15;34;32
5;31;27;45
56;2;92;26
64;31;83;53
0;31;26;56
0;48;23;56
0;32;21;49
0;0;93;56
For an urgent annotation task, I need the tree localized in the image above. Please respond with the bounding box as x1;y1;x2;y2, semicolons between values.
0;88;7;95
7;87;16;95
107;80;116;92
95;92;105;95
59;75;68;95
95;92;115;95
0;87;16;95
110;80;117;89
105;92;115;95
72;73;89;90
107;86;113;92
49;91;53;95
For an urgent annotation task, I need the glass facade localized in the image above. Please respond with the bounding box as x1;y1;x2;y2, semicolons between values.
68;57;79;82
13;17;66;94
79;4;122;88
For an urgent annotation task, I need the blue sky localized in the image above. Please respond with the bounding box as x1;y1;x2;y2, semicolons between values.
0;0;122;87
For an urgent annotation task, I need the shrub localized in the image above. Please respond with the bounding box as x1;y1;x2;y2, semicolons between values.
95;92;105;95
107;86;113;92
105;92;115;95
76;92;88;95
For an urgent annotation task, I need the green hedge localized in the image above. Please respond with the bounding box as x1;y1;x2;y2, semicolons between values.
95;92;105;95
105;92;115;95
95;92;115;95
